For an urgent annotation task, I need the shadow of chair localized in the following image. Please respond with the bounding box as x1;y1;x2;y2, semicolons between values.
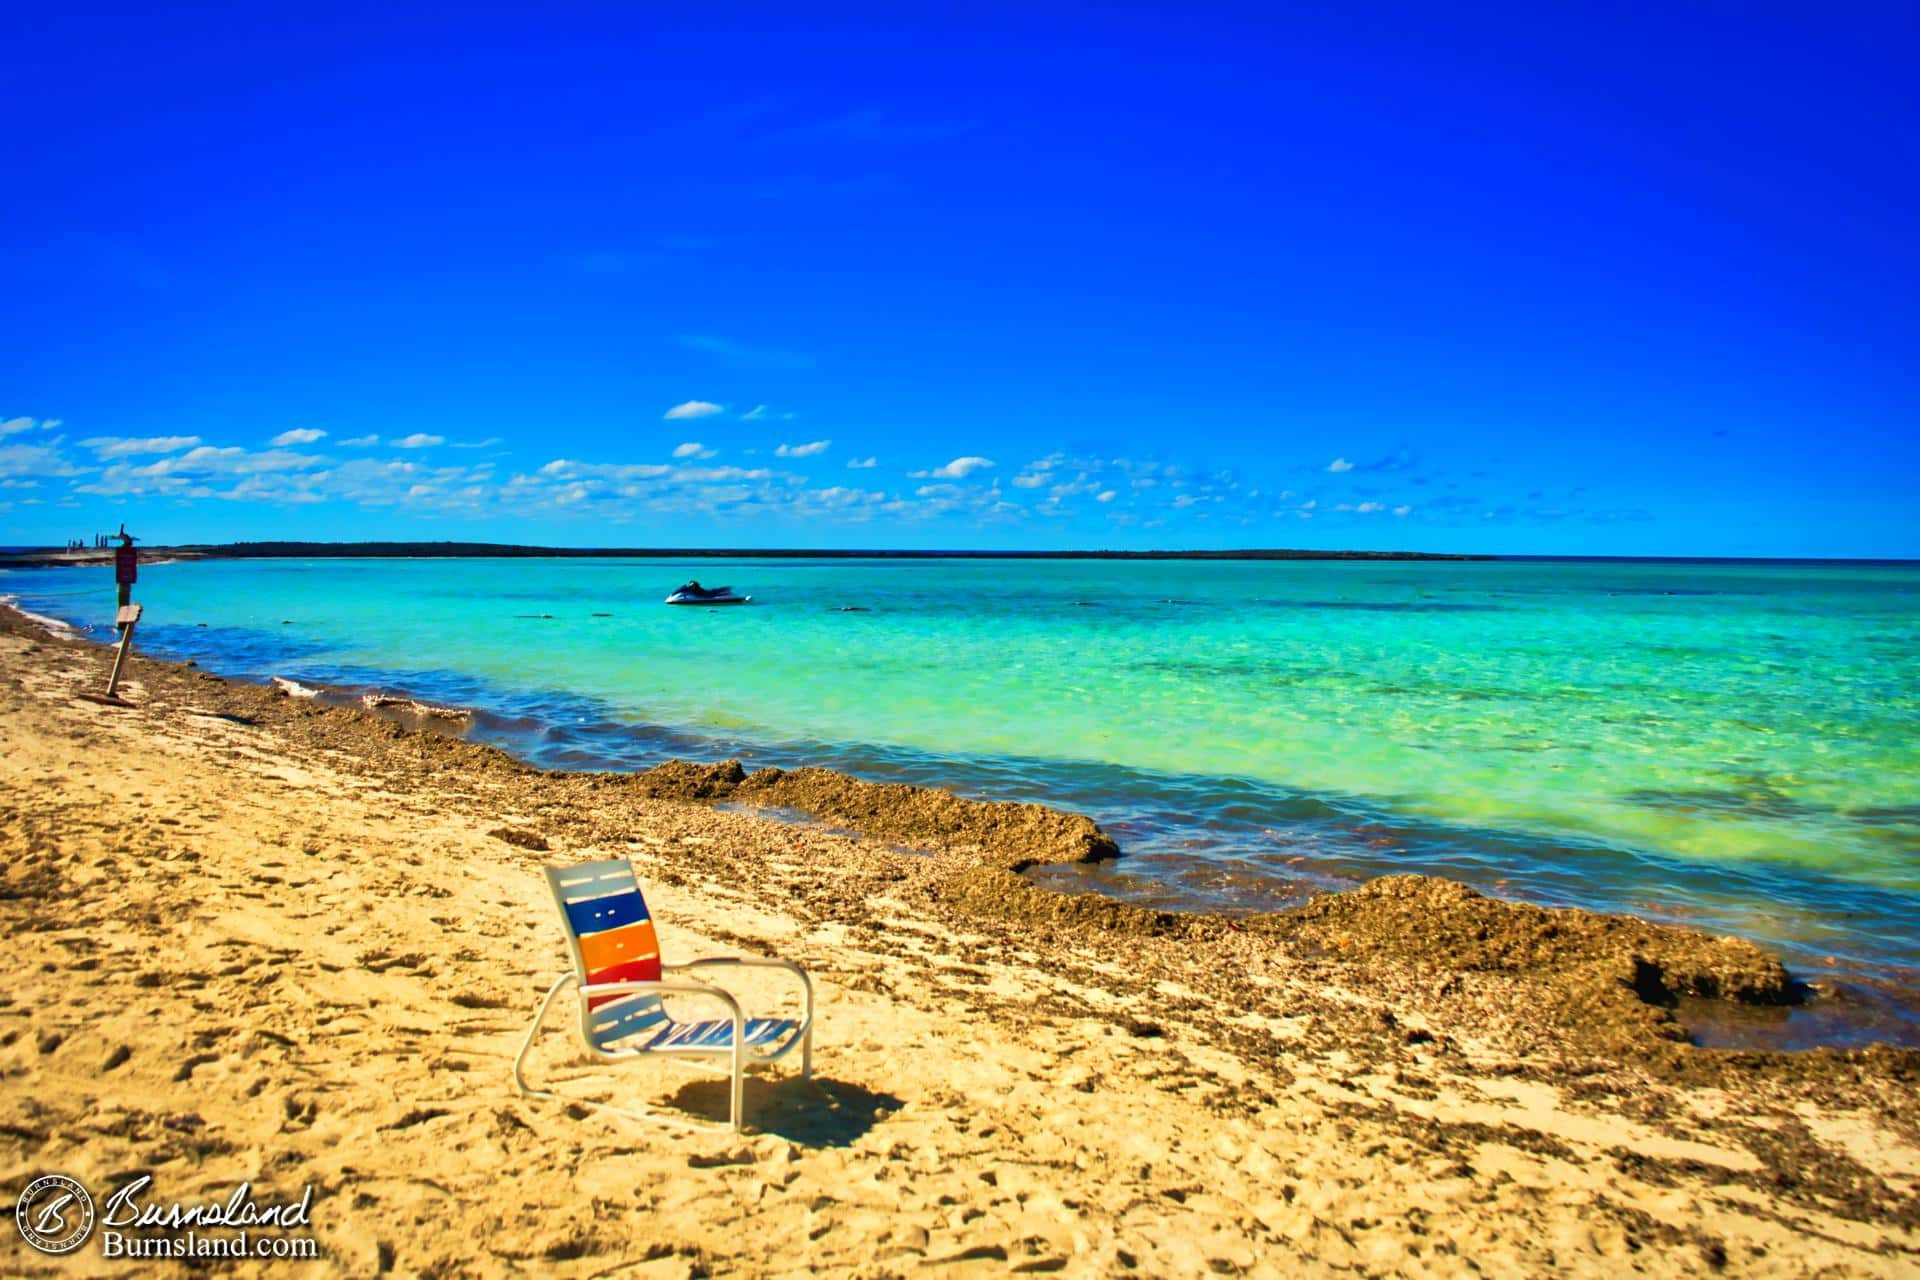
661;1075;904;1147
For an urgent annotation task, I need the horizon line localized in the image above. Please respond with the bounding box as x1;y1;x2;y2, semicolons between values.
5;540;1917;566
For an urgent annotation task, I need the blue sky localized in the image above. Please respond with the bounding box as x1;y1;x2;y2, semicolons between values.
3;3;1914;555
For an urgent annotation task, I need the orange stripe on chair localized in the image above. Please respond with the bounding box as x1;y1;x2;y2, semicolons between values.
580;920;660;976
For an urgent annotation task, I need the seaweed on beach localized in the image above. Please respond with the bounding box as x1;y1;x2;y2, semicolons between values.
628;758;1120;871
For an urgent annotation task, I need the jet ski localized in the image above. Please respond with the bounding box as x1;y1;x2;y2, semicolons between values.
665;581;751;606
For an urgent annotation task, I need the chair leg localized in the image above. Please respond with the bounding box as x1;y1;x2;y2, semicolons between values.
802;1022;813;1080
730;1036;745;1131
513;973;577;1101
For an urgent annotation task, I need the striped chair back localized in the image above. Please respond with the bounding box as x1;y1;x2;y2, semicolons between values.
545;857;670;1049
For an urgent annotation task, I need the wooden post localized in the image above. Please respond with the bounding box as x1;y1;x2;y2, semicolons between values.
85;531;143;707
106;603;142;699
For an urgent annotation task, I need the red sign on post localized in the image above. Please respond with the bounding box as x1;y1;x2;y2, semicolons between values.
115;545;138;585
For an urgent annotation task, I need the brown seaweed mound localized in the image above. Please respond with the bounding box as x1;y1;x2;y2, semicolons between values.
1281;875;1791;1005
1272;875;1797;1057
933;865;1184;937
628;758;749;800
920;866;1807;1060
629;760;1120;871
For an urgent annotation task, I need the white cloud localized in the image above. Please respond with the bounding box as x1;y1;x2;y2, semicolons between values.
535;458;672;482
801;486;888;512
675;335;814;371
1;417;40;437
213;475;328;504
80;435;201;457
157;445;324;475
1011;454;1063;488
914;456;994;479
0;443;85;480
72;444;327;497
663;400;724;420
1327;458;1353;473
739;404;796;422
1048;475;1103;500
673;465;773;483
13;418;1403;533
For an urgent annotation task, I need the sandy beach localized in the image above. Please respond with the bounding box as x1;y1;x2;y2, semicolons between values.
2;605;1917;1277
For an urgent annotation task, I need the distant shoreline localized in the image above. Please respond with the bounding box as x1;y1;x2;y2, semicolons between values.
4;540;1915;568
3;540;1488;567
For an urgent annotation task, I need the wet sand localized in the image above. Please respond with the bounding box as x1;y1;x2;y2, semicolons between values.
2;605;1917;1276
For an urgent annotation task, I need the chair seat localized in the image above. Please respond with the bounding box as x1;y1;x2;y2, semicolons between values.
645;1017;799;1054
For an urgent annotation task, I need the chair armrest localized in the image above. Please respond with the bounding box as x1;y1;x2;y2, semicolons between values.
662;958;813;1032
667;956;808;977
579;979;744;1019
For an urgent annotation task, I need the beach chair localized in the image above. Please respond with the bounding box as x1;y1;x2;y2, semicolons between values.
513;856;814;1131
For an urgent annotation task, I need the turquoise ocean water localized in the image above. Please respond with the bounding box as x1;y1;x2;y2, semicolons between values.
8;556;1918;1021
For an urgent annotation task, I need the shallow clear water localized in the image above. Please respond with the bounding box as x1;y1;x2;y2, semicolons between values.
8;556;1918;994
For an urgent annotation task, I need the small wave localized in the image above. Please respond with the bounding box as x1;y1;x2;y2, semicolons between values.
272;676;321;699
363;691;471;721
12;605;79;636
